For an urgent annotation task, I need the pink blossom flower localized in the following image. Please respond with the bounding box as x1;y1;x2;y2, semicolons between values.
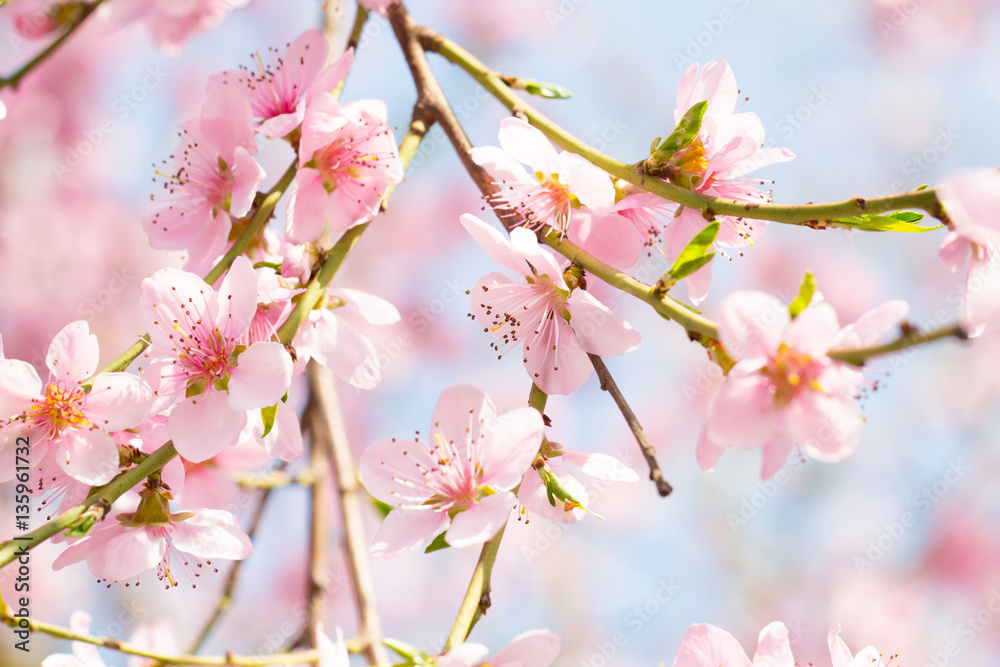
670;621;794;667
142;85;266;275
698;291;908;479
293;286;400;390
209;30;354;139
358;0;397;15
829;622;902;667
138;256;293;463
285;95;403;244
317;623;349;667
936;168;1000;336
635;61;794;304
518;441;638;523
0;321;152;485
462;213;640;395
100;0;250;54
359;383;544;558
471;117;616;236
52;483;253;587
439;629;561;667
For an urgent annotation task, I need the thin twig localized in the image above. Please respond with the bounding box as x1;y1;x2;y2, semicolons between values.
307;361;390;666
588;355;672;497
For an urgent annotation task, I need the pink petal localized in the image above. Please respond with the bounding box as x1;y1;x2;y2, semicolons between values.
333;287;400;325
493;629;562;667
509;227;566;283
359;438;437;507
831;300;909;351
307;310;382;390
962;252;1000;335
370;508;450;559
937;169;1000;247
445;491;514;548
56;428;119;485
682;256;715;306
228;342;292;410
141;268;220;349
88;526;166;582
560;152;614;210
938;231;971;273
460;213;531;276
566;289;641;357
217;256;259;337
169;509;253;560
827;623;855;667
308;47;354;103
478;406;545;490
560;449;639;482
523;317;593;395
518;467;588;524
259;400;304;462
285;170;327;244
47;320;99;385
786;392;863;463
759;433;795;481
169;389;247;463
717;291;789;360
498;116;559;174
0;359;41;417
672;623;753;667
752;622;794;667
199;84;257;163
84;373;153;431
229;146;266;217
469;145;535;185
703;372;779;449
695;428;728;472
317;623;349;667
784;302;841;357
430;382;496;453
567;208;642;268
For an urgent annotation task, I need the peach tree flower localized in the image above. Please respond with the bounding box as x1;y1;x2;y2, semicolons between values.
438;629;561;667
671;621;794;667
463;213;640;395
359;383;544;558
829;622;903;667
698;289;908;479
0;321;152;485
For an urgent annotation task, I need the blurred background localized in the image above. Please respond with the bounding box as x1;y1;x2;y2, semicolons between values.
2;0;1000;665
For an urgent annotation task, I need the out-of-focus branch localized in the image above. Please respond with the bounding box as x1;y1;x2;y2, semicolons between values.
306;361;390;666
588;355;672;497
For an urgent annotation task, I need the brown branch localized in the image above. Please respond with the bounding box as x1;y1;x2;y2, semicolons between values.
588;355;673;497
306;361;390;666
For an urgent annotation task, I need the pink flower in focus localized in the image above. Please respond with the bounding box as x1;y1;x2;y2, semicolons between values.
671;621;794;667
462;213;640;395
101;0;250;54
829;622;902;667
936;168;1000;336
52;483;253;587
209;30;354;138
143;85;265;275
439;629;561;667
471;117;617;235
0;321;152;485
286;95;403;244
138;257;293;463
698;291;908;479
359;383;544;558
518;441;638;523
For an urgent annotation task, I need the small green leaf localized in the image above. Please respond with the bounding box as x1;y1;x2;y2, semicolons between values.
668;253;716;284
830;210;941;233
666;221;719;284
384;638;430;663
371;497;394;519
788;272;816;318
260;403;278;437
539;468;604;519
654;100;708;159
524;81;572;99
424;531;451;553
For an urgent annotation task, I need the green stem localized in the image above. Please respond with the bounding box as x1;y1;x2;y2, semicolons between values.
203;160;299;286
828;322;966;366
528;382;548;413
417;27;948;227
441;526;506;653
0;0;105;90
0;442;177;568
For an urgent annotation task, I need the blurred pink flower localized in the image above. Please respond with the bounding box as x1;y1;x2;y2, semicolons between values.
143;85;265;275
209;30;354;139
359;383;543;558
936;168;1000;337
138;257;293;462
698;291;907;478
286;95;403;244
440;629;561;667
671;621;794;667
317;623;349;667
102;0;250;54
462;213;640;395
0;320;152;485
41;611;108;667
